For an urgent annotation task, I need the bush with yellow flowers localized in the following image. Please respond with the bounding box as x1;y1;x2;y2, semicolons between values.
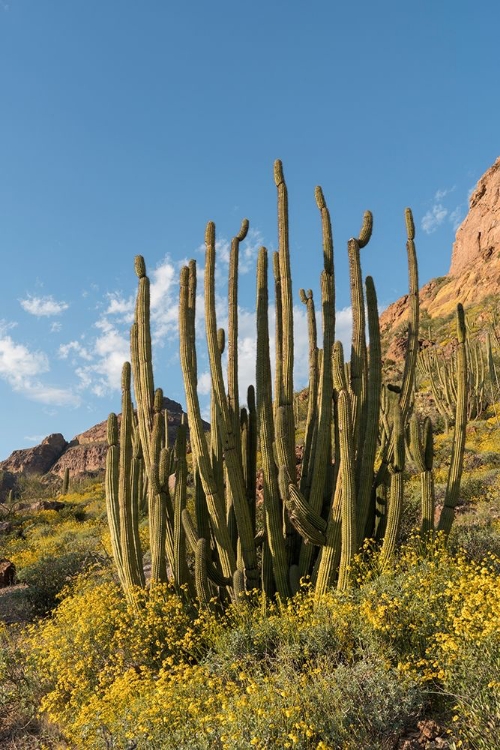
23;535;499;748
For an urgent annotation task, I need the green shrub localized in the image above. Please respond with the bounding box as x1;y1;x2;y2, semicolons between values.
19;552;103;616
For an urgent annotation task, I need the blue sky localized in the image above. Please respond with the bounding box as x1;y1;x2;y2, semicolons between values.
0;0;499;460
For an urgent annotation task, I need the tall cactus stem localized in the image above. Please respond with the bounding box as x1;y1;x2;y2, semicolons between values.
438;304;468;535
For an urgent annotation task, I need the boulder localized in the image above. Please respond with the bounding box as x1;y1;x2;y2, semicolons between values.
29;500;66;512
0;560;16;587
0;434;67;476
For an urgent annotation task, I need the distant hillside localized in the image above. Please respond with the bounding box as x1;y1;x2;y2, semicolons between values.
0;396;201;479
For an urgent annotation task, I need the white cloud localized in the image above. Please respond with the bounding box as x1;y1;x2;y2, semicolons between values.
105;293;135;318
449;207;463;232
149;257;179;342
434;186;455;201
50;322;62;333
0;333;78;406
421;204;448;234
198;371;212;395
20;295;69;317
58;341;93;362
26;383;78;406
69;322;130;397
0;335;49;383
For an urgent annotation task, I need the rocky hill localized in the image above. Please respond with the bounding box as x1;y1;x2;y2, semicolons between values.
0;396;201;479
380;156;500;357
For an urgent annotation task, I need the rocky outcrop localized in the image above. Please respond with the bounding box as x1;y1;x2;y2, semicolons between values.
380;156;500;336
51;443;109;478
0;434;67;476
450;157;500;277
0;397;207;478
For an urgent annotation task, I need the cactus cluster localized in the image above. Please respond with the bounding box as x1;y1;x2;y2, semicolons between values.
418;327;499;428
105;161;468;606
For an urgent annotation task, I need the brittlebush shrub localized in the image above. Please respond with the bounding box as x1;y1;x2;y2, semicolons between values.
26;540;500;749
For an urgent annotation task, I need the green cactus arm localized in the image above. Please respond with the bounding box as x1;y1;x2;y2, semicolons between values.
357;210;373;249
279;466;328;546
173;419;191;591
274;160;296;481
298;288;318;497
438;304;468;535
195;538;212;606
421;416;435;535
244;386;258;534
347;237;368;459
119;362;146;590
298;187;335;578
131;257;155;477
380;400;405;565
228;219;249;438
355;275;382;547
178;263;237;586
256;246;292;599
273;250;283;418
105;413;126;592
399;209;420;420
204;222;259;591
336;388;357;591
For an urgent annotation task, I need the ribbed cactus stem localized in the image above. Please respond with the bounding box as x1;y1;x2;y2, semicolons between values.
421;418;435;535
245;386;257;533
356;276;382;546
105;412;126;592
274;160;295;481
298;185;335;578
131;256;155;476
204;222;259;591
178;263;237;587
408;414;435;535
357;210;373;249
336;388;357;591
347;236;368;457
298;288;318;496
173;420;190;591
119;362;146;591
438;304;468;535
256;247;291;599
228;219;249;436
400;209;419;420
380;400;405;566
195;538;212;606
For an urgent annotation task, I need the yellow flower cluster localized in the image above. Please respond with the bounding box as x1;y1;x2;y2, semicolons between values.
24;537;499;748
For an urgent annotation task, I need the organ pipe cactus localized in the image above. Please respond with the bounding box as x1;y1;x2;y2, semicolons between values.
105;160;469;607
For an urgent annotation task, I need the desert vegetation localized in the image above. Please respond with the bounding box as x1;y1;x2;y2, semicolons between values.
1;162;499;748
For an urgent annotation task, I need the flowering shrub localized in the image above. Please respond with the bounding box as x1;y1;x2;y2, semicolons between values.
22;535;499;748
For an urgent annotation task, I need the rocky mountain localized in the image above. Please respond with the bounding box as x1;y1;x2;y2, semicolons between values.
0;397;201;479
380;156;500;354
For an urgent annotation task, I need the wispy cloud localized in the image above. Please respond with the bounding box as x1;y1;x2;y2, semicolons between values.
68;321;130;397
0;332;78;406
58;341;93;362
421;186;465;235
449;207;464;232
434;186;455;201
421;203;448;234
20;295;69;317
